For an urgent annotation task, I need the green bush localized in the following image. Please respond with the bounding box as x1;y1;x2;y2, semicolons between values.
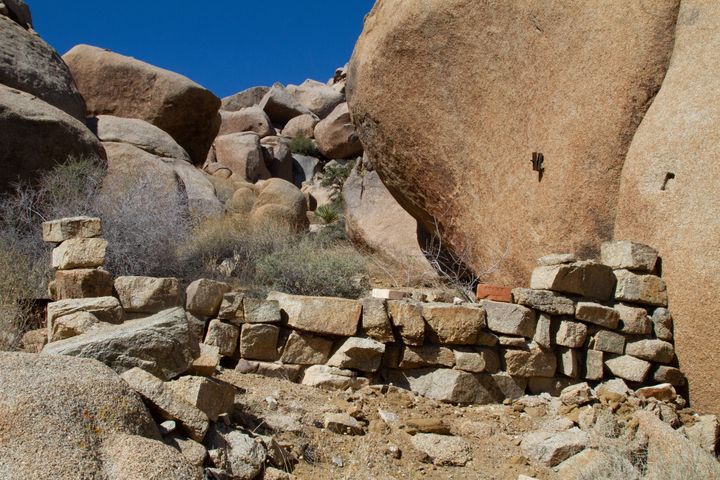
289;136;319;156
320;161;355;190
314;204;339;224
255;236;368;298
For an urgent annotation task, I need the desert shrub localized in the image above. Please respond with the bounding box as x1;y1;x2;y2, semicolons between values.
320;161;354;190
314;204;339;224
289;136;319;156
255;236;368;298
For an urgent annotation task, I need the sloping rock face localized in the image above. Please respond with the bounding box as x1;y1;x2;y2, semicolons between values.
343;167;434;280
614;0;720;415
0;85;105;192
347;0;679;284
0;14;85;120
0;352;198;479
63;44;221;164
0;0;33;29
92;115;191;162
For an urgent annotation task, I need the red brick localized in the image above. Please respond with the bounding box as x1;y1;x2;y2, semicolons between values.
476;284;513;303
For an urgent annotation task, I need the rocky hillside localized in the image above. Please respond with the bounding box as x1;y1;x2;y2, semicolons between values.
348;0;720;415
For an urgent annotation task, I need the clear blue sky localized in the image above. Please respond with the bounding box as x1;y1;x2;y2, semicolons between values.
27;0;375;98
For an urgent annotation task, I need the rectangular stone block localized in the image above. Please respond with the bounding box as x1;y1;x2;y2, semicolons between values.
186;279;232;317
512;288;576;316
555;320;588;348
387;300;425;346
499;336;527;347
530;261;616;300
188;344;221;376
503;347;557;377
204;320;239;357
268;292;361;337
167;376;236;422
592;330;625;354
371;288;406;300
327;337;385;372
575;302;620;329
400;345;455;368
42;216;101;243
614;303;652;334
218;292;244;322
614;270;668;307
482;300;536;338
280;330;333;365
361;297;394;343
454;348;500;373
558;348;579;378
601;240;658;273
537;253;576;266
51;238;107;270
605;355;651;383
476;284;513;302
242;298;281;324
651;308;673;341
626;339;674;364
240;324;279;361
534;313;553;349
585;350;604;380
47;296;123;331
54;268;113;300
114;276;181;313
422;303;486;345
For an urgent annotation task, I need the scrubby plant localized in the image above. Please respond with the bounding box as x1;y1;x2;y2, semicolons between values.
289;136;319;156
255;235;368;298
314;204;340;224
320;161;354;190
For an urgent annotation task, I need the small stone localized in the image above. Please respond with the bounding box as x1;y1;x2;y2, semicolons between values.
584;350;604;381
558;348;579;378
50;311;101;341
601;240;658;272
651;308;673;341
121;368;209;442
239;324;279;361
51;238;107;269
404;418;450;435
596;378;631;402
512;288;576;316
575;302;620;329
482;300;536;337
498;336;528;347
378;409;399;425
385;444;401;459
538;253;577;266
533;314;553;349
263;467;293;480
475;284;513;302
280;330;333;365
636;383;676;402
205;424;266;480
411;433;471;466
592;330;625;354
204;320;239;357
422;303;486;344
167;436;207;468
159;420;177;435
520;428;589;466
42;216;102;243
387;301;425;345
242;298;281;324
504;346;557;377
371;288;406;300
301;365;367;390
625;339;674;363
114;276;181;313
186;279;232;317
324;413;364;435
560;382;595;406
188;344;221;376
327;337;385;372
254;362;303;382
218;292;244;323
530;261;616;300
453;348;500;373
400;345;455;368
652;366;685;386
361;297;394;343
613;270;668;307
605;355;651;383
614;303;652;334
555;320;588;348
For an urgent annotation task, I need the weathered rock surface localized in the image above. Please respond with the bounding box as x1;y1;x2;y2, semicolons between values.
324;413;364;435
601;240;658;272
521;429;589;467
186;279;231;317
213;132;270;183
360;297;394;343
613;0;720;415
411;433;471;466
286;79;344;118
259;83;313;125
51;237;107;269
0;352;201;480
482;301;535;338
512;288;576;316
531;262;616;300
221;86;269;111
42;216;101;243
314;102;362;159
281;113;318;138
327;336;385;372
613;269;668;307
0;14;85;119
250;178;308;231
400;345;455;369
0;85;106;192
46;296;124;328
301;365;367;390
93;114;191;161
280;330;334;365
503;346;557;377
206;424;267;480
54;268;113;300
343;168;435;280
204;319;239;357
218;107;273;138
0;0;32;28
239;323;279;361
166;375;236;422
387;300;425;346
349;0;678;287
43;307;196;380
605;355;651;383
422;303;485;344
63;44;220;163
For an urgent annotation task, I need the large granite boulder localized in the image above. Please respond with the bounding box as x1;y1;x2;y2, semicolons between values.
614;0;720;415
63;44;220;164
0;352;199;479
343;167;435;281
0;14;85;120
347;0;679;284
0;85;105;192
0;0;32;28
42;307;198;380
250;178;308;231
92;114;191;162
